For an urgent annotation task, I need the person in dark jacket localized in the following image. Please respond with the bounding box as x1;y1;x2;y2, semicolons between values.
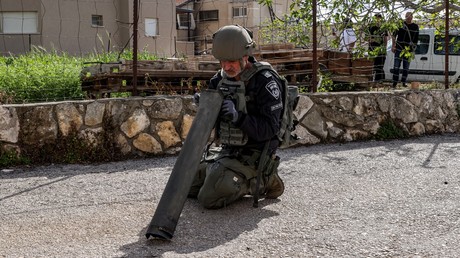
188;25;284;209
391;12;419;88
368;14;388;83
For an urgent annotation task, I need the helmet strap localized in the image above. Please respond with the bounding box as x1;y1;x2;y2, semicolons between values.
233;58;248;81
239;59;246;71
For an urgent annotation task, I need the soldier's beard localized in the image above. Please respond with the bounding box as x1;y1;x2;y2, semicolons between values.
223;67;241;78
222;59;246;78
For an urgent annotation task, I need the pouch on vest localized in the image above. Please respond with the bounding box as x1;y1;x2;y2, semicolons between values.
218;78;249;146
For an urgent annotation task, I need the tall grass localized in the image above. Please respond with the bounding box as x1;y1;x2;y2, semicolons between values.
0;47;158;104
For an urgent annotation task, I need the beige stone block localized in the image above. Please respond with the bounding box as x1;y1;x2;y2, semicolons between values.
292;125;321;145
344;129;368;141
121;109;150;138
425;119;445;133
180;114;194;140
410;122;425;136
156;121;181;149
78;127;104;148
56;103;83;136
148;98;182;120
133;133;162;154
293;95;314;120
0;107;19;143
85;101;105;126
22;106;58;145
116;133;131;155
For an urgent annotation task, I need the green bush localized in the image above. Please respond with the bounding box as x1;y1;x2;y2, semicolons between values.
0;149;30;167
0;47;158;104
317;72;357;92
0;47;83;103
375;119;408;140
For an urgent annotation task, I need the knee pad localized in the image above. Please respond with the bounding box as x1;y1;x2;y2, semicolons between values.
197;161;248;208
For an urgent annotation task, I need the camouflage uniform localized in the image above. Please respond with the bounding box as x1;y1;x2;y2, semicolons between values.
189;57;284;209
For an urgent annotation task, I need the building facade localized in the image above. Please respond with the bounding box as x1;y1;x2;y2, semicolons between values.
0;0;178;57
0;0;292;57
193;0;292;54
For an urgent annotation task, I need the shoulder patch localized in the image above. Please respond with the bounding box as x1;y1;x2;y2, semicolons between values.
265;81;280;100
263;71;273;78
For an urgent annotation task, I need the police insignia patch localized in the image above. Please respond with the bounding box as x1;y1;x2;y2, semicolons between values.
263;71;272;78
265;81;280;99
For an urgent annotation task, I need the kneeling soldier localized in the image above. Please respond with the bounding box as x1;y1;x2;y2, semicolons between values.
189;25;285;209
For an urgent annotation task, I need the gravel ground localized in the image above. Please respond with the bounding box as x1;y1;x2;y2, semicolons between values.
1;134;460;257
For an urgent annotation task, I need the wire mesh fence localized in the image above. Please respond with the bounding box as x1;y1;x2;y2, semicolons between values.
0;0;458;104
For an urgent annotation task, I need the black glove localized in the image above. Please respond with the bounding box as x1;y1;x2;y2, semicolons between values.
221;99;238;123
193;93;200;105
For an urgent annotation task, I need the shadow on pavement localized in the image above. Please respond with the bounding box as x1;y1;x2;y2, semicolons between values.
0;155;177;180
119;198;280;257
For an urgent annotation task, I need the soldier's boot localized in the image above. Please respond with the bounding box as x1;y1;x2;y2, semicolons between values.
264;170;284;199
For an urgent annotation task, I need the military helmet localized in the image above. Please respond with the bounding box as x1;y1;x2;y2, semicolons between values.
212;25;255;61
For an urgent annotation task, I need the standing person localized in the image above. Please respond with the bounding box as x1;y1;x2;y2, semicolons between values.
188;25;285;209
391;12;419;88
368;14;388;83
338;18;357;52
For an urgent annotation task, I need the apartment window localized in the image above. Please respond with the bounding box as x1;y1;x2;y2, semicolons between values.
145;18;158;36
177;13;196;30
232;7;247;17
91;15;103;27
199;10;218;22
0;12;38;34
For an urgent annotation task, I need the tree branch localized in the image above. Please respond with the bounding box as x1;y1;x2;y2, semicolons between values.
399;0;460;13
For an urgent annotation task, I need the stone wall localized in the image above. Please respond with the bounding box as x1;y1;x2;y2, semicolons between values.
1;89;460;164
294;90;460;145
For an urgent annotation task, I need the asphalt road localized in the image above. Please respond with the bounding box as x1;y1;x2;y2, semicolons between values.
1;134;460;257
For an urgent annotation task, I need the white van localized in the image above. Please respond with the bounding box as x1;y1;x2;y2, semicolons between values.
384;28;460;84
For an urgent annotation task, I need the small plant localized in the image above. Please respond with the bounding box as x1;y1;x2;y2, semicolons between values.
456;101;460;117
21;121;119;165
375;119;408;140
111;92;131;98
316;72;334;92
0;149;30;168
318;81;356;92
454;92;460;117
316;70;358;92
449;82;460;89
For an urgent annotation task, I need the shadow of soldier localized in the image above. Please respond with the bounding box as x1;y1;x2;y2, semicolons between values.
119;197;280;257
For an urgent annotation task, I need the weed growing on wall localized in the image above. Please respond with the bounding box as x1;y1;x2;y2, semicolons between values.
375;119;408;140
0;149;30;168
21;121;120;165
456;102;460;117
454;91;460;117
